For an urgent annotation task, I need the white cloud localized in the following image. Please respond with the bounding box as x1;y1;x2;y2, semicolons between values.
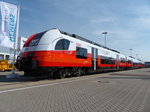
90;18;115;24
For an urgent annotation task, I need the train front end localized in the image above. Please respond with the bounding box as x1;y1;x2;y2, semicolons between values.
15;32;43;75
15;29;60;76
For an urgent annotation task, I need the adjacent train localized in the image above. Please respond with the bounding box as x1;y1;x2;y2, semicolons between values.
15;28;145;78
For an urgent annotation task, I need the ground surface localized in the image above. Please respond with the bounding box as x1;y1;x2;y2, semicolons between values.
0;68;150;112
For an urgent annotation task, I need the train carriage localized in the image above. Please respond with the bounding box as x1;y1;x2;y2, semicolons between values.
15;28;145;77
98;48;117;69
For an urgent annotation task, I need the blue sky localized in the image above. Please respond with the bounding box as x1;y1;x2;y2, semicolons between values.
2;0;150;61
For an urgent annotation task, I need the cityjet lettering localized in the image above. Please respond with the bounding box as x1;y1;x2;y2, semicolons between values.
9;14;15;42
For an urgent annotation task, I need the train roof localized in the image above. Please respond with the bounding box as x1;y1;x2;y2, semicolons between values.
59;29;120;53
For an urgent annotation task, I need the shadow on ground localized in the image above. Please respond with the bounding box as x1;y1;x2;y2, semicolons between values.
0;75;50;83
99;73;150;80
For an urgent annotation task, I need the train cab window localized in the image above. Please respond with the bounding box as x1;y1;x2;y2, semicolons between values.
76;47;87;59
55;39;70;50
29;31;46;46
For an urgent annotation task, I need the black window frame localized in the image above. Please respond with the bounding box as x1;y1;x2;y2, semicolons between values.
76;47;87;59
120;58;126;63
128;60;132;64
55;39;70;50
101;56;115;64
29;31;46;46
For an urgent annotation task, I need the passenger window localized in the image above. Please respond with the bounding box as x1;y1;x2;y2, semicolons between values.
128;60;131;64
55;39;70;50
76;47;87;59
101;56;115;64
121;58;126;63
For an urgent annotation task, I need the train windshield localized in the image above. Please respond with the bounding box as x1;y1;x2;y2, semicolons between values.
29;31;46;46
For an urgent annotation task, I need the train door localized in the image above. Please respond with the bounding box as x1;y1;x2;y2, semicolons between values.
116;54;119;69
125;56;127;68
92;48;98;70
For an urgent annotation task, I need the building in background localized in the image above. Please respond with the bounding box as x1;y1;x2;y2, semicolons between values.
17;36;27;51
0;36;27;61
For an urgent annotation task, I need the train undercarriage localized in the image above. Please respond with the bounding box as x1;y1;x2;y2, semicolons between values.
15;57;133;79
15;58;88;78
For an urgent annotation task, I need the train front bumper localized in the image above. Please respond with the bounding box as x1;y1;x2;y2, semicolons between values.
15;57;38;71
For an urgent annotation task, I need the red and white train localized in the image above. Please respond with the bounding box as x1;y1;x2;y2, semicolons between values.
15;28;145;77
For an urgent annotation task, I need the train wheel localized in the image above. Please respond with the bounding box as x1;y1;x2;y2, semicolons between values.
58;69;66;79
76;68;83;76
52;69;67;79
63;69;71;78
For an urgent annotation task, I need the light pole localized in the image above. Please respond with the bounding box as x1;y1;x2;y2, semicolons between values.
136;54;138;59
102;32;107;47
129;49;132;57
